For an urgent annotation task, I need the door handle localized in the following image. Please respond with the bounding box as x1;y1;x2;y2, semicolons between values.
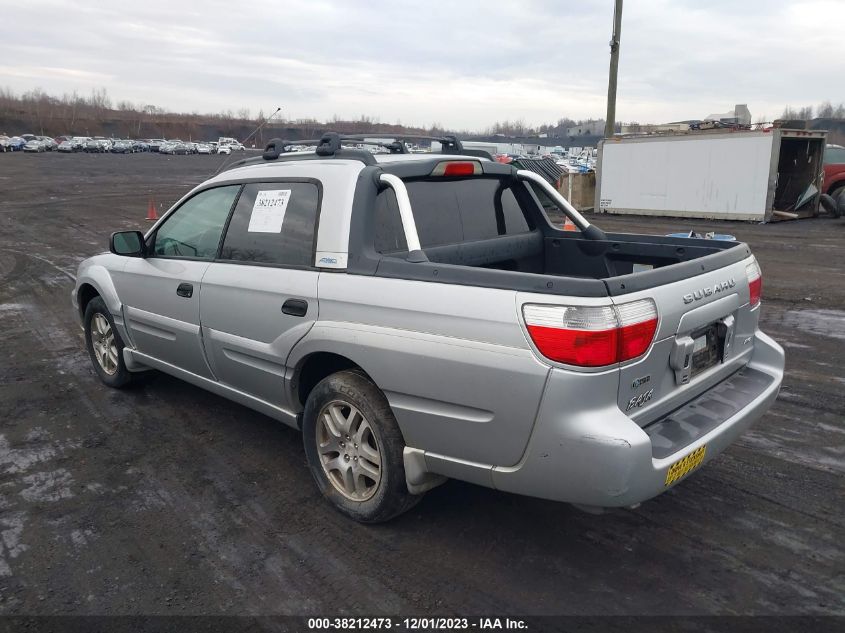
282;298;308;317
176;282;193;298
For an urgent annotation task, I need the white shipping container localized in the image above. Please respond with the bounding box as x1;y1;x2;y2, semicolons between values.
596;130;826;222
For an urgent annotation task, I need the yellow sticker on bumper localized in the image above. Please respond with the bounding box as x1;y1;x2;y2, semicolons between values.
665;445;707;486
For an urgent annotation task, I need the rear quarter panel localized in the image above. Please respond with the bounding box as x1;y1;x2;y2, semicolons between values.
290;273;550;467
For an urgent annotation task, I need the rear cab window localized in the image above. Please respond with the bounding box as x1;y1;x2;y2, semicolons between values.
374;177;533;254
219;181;321;267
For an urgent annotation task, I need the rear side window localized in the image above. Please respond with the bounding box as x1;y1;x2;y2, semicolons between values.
374;178;532;253
220;182;319;266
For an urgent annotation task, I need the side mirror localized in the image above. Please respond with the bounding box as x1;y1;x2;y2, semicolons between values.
110;230;146;257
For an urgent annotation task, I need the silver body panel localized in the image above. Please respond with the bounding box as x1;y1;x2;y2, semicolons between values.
490;331;783;507
200;263;318;409
291;274;551;466
116;258;215;379
73;157;785;509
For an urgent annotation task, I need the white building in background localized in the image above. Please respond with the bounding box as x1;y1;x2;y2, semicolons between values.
704;104;752;125
620;122;691;135
566;120;605;136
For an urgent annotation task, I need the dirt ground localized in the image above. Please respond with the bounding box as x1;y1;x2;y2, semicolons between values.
0;152;843;618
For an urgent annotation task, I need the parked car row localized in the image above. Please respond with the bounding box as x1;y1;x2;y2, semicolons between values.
81;138;149;153
158;140;227;155
0;134;59;152
1;134;248;155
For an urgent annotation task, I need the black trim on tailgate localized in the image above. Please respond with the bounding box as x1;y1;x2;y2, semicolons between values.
645;367;774;459
602;238;751;296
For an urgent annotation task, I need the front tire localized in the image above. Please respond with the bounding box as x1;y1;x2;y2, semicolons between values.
84;296;135;388
302;370;421;523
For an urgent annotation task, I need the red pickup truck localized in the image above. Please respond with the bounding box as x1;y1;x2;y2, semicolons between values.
823;144;845;202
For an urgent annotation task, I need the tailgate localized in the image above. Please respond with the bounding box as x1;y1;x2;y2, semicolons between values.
612;255;759;427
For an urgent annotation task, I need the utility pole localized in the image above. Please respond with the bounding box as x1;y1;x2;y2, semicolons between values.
604;0;623;138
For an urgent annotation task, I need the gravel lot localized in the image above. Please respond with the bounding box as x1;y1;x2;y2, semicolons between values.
0;152;843;617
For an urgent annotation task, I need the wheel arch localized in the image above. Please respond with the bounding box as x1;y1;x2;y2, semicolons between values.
75;264;123;321
292;351;372;412
827;179;845;196
76;282;101;320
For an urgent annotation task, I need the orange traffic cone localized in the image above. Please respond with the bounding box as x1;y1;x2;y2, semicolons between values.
563;217;577;231
146;197;158;221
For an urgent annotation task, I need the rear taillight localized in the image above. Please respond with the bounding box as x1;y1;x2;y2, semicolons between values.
616;300;660;361
746;258;762;307
522;299;658;367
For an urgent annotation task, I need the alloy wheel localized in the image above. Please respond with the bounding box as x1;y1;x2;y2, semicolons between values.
316;400;382;501
90;313;118;375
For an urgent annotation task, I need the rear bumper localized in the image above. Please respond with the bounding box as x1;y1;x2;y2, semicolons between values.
490;330;784;507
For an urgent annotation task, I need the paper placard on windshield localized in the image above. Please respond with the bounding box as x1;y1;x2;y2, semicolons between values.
247;189;291;233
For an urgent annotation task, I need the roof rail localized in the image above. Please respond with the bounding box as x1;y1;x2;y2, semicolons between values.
294;132;464;152
262;132;465;159
220;131;479;172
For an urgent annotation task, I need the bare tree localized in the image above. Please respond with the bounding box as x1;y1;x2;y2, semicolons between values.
817;101;834;118
797;105;814;120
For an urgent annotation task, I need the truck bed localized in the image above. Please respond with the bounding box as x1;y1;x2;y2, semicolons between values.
369;229;749;298
354;170;750;297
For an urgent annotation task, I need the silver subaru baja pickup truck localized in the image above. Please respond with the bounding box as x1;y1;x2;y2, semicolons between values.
72;133;784;522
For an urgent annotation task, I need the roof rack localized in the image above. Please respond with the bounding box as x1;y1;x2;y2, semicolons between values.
222;131;488;172
262;132;464;159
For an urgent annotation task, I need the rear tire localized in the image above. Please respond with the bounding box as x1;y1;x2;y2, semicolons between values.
820;193;837;216
302;370;421;523
835;189;845;219
84;296;136;388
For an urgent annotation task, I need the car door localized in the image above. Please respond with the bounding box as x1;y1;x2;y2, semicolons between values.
200;181;321;408
114;184;241;379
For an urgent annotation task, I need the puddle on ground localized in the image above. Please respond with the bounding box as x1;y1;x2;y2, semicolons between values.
19;469;75;503
0;303;28;313
781;309;845;341
0;511;28;576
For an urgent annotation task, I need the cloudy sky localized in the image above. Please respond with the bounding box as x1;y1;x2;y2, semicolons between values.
1;0;842;130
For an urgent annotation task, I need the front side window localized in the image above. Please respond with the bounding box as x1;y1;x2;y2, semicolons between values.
219;182;320;267
152;185;240;259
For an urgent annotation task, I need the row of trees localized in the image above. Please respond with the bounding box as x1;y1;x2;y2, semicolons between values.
478;118;584;137
0;86;267;138
781;102;845;121
0;87;118;134
0;86;630;141
0;86;444;140
3;86;844;140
